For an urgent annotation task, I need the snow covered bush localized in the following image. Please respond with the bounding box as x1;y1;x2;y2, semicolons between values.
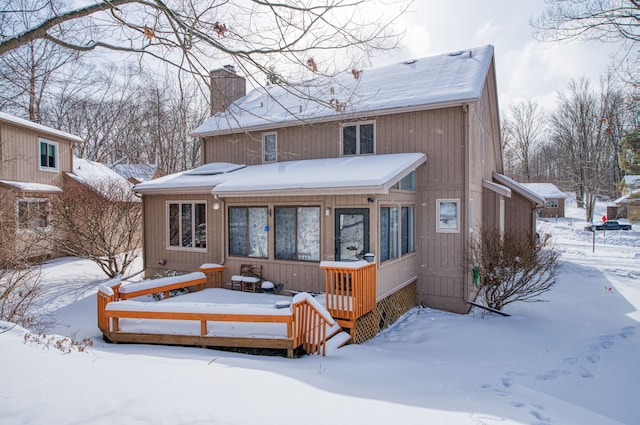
468;229;559;311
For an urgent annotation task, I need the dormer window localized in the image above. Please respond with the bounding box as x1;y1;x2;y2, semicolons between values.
38;138;58;172
341;121;374;156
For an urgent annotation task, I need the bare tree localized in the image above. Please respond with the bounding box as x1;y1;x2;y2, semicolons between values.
0;0;405;89
532;0;640;43
548;77;620;221
468;229;559;312
501;100;546;182
44;178;142;278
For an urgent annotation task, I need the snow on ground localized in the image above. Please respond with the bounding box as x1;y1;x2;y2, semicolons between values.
1;202;639;425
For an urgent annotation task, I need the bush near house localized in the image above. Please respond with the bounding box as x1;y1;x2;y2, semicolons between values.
468;229;560;311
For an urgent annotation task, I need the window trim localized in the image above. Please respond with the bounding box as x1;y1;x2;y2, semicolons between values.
340;120;376;156
165;200;208;252
274;206;321;262
38;138;59;172
16;197;51;232
227;206;269;259
262;132;277;163
380;204;416;263
436;199;460;233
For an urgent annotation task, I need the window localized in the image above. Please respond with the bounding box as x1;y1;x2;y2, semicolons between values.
436;199;460;233
341;122;374;156
228;207;268;258
380;207;398;262
275;207;320;261
38;139;58;171
17;199;50;230
167;202;206;250
391;170;417;191
263;132;277;163
401;206;416;255
546;199;559;208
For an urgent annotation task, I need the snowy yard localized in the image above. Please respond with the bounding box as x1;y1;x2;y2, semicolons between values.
1;203;639;425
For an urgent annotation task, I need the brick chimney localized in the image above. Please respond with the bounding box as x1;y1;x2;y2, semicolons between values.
210;65;246;115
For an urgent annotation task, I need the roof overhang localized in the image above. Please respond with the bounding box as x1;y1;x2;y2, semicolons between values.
482;179;511;197
492;173;545;207
0;179;62;193
212;153;427;198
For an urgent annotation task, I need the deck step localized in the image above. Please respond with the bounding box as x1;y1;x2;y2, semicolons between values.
326;322;342;340
325;331;351;355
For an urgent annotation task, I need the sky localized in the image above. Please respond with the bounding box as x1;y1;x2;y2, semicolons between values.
375;0;631;113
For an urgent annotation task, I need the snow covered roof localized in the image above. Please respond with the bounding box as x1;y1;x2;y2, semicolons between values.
191;45;494;136
135;153;427;197
0;112;83;143
0;179;62;193
613;189;640;204
493;173;545;206
112;163;161;183
623;175;640;188
67;157;137;201
521;183;566;199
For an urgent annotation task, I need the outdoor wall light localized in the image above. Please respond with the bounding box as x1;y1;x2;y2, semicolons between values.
158;259;166;265
367;197;374;204
325;207;331;216
213;195;220;210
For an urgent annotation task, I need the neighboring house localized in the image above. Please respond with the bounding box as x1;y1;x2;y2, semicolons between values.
0;112;79;262
112;163;165;185
135;45;541;332
621;175;640;195
522;183;566;218
612;190;640;221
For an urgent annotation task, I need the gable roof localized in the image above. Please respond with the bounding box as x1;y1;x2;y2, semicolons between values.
0;112;83;143
67;157;137;201
112;163;161;183
191;45;494;136
521;183;566;199
134;153;427;196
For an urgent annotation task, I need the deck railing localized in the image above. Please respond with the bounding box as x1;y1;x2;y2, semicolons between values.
320;260;376;322
96;264;335;356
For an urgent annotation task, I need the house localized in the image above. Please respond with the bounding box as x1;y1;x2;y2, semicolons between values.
522;183;566;218
135;45;541;340
0;112;79;262
112;163;165;185
621;175;640;195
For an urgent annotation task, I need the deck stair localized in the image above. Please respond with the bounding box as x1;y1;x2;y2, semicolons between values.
324;331;352;355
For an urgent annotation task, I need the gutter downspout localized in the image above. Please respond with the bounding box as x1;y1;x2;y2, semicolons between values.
462;104;471;306
134;192;146;276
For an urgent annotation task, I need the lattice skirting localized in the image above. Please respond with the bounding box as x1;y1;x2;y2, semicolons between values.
351;280;417;344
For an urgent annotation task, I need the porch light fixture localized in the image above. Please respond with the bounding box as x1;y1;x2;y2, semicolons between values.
367;197;374;204
213;195;220;210
325;207;331;216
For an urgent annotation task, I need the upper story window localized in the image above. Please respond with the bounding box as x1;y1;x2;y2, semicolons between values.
263;132;277;163
167;201;207;250
546;199;559;208
39;138;59;172
341;121;374;156
17;198;50;230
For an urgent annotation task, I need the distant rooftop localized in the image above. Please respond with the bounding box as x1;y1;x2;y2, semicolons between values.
522;183;566;199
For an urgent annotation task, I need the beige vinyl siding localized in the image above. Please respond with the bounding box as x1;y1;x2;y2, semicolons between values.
0;123;73;187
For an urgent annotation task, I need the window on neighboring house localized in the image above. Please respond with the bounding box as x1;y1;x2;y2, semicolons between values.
380;206;398;262
17;199;50;230
275;207;320;261
263;132;277;163
546;199;559;208
341;121;374;156
167;201;207;250
228;206;268;258
38;139;58;171
401;206;416;255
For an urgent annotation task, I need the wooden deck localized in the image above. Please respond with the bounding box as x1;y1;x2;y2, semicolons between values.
97;264;346;357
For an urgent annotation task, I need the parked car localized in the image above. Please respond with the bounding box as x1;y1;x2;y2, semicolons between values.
584;220;632;232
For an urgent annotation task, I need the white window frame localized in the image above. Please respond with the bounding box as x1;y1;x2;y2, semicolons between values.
546;199;559;208
16;197;51;232
436;199;460;233
166;201;207;251
38;138;59;172
340;121;375;156
263;132;277;163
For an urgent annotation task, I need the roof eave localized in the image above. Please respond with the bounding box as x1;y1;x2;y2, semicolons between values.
492;173;545;206
190;97;481;138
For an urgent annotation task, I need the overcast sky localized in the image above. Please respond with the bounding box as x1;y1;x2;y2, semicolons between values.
374;1;630;113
